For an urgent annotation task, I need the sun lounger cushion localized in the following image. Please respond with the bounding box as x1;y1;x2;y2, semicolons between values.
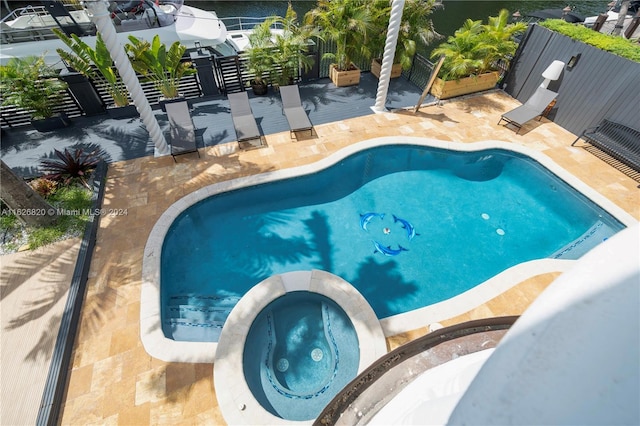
165;100;199;161
228;92;262;147
498;87;558;134
279;85;314;138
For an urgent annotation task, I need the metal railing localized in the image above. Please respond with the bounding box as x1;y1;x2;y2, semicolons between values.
220;16;284;32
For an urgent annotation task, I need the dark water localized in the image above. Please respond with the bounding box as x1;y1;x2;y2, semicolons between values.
188;1;607;38
1;1;609;34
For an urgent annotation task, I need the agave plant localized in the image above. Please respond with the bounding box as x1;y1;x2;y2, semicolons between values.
40;148;100;189
125;34;195;99
53;29;130;107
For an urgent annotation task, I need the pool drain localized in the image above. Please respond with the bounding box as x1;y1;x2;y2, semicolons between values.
311;348;323;362
277;358;289;372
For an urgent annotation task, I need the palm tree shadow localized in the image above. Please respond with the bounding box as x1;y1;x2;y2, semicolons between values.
351;257;419;318
25;314;62;361
303;210;332;271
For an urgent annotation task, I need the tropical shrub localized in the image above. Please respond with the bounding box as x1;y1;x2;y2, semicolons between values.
305;0;373;71
0;55;68;120
245;18;275;87
540;19;640;62
125;34;195;99
368;0;442;70
40;148;100;188
53;29;130;107
431;9;526;80
269;4;320;86
30;178;58;198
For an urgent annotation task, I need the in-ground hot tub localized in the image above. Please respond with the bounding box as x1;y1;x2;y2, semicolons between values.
214;270;387;425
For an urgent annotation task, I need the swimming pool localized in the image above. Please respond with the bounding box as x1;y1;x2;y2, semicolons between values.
243;291;359;421
141;137;635;362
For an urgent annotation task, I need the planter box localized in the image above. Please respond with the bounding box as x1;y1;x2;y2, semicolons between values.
430;72;499;99
250;81;268;96
370;58;402;79
159;95;186;112
330;64;360;87
31;113;71;132
106;104;138;119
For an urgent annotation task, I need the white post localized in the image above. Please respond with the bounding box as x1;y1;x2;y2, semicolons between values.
372;0;405;113
84;0;170;157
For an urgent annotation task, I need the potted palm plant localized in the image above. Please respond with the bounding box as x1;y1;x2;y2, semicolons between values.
305;0;372;87
53;29;136;118
267;3;319;88
245;18;275;95
368;0;442;79
0;55;70;132
245;4;319;93
429;9;526;99
125;34;195;109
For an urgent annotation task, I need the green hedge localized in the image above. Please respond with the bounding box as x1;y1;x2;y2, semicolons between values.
539;19;640;62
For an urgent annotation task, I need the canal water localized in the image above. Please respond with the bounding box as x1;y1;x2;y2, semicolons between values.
193;1;607;39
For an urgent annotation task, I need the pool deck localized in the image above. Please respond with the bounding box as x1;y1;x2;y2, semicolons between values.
3;88;639;425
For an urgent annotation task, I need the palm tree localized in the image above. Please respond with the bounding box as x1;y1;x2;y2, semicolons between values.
269;3;320;86
53;30;130;107
480;9;526;72
1;160;58;227
125;35;195;99
431;10;525;80
431;18;489;80
245;18;275;92
368;0;443;70
304;0;372;71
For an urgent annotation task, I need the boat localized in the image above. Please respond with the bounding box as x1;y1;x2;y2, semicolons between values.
583;0;640;38
0;0;238;67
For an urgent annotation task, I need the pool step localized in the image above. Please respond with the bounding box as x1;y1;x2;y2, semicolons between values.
168;295;240;308
164;317;225;342
551;220;614;260
166;305;232;323
163;295;241;342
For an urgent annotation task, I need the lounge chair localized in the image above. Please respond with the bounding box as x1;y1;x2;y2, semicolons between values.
165;100;200;162
498;87;558;134
228;91;264;149
279;85;314;139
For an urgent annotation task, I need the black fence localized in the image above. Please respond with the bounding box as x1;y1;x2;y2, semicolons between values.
502;24;640;136
0;45;435;129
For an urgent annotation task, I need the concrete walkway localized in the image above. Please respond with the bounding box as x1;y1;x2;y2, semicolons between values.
0;238;80;426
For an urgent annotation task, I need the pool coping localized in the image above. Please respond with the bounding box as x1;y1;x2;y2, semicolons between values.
213;270;387;425
140;137;638;363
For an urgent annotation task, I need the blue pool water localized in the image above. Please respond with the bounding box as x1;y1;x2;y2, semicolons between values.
161;145;625;341
242;292;359;421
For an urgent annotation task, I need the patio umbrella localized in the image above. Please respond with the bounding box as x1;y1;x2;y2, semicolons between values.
526;8;585;23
